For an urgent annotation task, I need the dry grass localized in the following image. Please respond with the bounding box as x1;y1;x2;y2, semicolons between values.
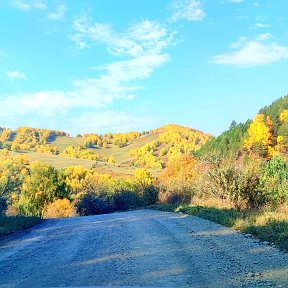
0;215;41;236
49;136;83;152
9;151;95;170
151;202;288;252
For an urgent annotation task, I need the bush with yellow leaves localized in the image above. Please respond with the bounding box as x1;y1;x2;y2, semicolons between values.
43;198;75;219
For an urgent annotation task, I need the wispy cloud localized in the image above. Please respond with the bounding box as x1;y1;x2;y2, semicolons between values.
169;0;205;22
256;33;271;41
100;54;170;82
255;23;271;28
70;16;173;109
1;14;174;133
0;88;146;133
47;4;66;21
0;77;135;118
12;0;46;11
212;35;288;67
67;111;148;134
6;70;27;80
71;16;174;57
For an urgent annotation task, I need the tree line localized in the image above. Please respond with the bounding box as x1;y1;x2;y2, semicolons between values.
1;96;288;218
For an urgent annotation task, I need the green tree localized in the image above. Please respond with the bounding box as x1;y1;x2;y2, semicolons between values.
258;156;288;208
19;162;68;217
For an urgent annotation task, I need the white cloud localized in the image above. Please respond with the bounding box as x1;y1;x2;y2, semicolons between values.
6;70;27;80
101;54;170;82
255;23;271;28
213;35;288;67
71;16;174;58
67;111;145;134
12;0;46;11
257;33;271;41
47;4;66;21
0;77;137;119
170;0;205;22
71;15;174;98
0;16;172;122
0;14;173;134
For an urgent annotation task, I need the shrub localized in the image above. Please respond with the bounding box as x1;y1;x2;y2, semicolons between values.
5;205;20;216
159;155;200;204
257;156;288;208
0;197;7;214
75;193;114;216
113;190;142;211
158;190;189;205
198;154;263;210
18;162;69;217
43;199;75;218
143;185;159;206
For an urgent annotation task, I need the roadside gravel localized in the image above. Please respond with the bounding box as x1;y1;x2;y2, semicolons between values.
0;209;288;287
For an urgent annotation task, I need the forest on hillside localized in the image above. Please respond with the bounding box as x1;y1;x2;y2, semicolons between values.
0;124;211;170
1;96;288;223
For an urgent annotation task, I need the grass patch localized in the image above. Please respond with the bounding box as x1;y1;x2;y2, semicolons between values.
148;204;178;212
9;151;95;170
49;136;83;153
244;219;288;251
7;133;162;176
176;205;250;228
151;204;288;252
0;215;42;236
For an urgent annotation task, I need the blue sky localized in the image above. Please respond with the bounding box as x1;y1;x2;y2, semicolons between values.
0;0;287;136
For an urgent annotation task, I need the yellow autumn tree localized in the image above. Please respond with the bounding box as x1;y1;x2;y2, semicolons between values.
274;135;285;154
159;155;199;203
43;198;75;218
134;168;152;188
280;109;288;123
244;114;274;158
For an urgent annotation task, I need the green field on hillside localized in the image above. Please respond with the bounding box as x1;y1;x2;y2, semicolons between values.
1;124;211;175
49;136;83;152
9;151;94;170
93;133;160;163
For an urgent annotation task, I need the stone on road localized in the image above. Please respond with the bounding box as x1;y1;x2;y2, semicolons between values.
1;209;288;287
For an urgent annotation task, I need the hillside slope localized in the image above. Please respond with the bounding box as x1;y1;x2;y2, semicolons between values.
197;95;288;158
0;124;212;174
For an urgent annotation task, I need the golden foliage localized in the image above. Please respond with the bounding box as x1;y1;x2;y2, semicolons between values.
159;155;201;203
0;128;13;142
0;127;65;154
60;145;99;160
43;198;75;218
63;166;111;198
134;168;153;187
244;114;274;158
280;109;288;123
160;155;199;187
130;125;211;168
82;131;141;148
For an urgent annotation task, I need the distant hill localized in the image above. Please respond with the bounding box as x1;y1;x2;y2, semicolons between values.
197;95;288;159
2;95;288;173
0;124;212;174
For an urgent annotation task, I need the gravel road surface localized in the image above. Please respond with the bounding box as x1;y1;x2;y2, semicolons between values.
1;209;288;287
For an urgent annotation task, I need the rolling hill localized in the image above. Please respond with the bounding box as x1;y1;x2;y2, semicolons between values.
0;124;212;175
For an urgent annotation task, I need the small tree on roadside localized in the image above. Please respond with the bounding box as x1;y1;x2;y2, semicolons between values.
19;162;69;217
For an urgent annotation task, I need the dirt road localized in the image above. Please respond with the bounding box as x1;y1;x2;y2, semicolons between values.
1;209;288;287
